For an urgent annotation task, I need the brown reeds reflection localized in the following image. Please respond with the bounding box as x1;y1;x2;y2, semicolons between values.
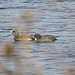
68;67;75;73
0;61;13;75
4;42;13;59
21;9;34;35
23;9;33;24
0;42;25;75
21;40;43;75
20;9;43;74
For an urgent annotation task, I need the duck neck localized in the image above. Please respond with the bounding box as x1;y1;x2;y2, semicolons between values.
14;33;19;38
15;35;19;38
14;35;19;41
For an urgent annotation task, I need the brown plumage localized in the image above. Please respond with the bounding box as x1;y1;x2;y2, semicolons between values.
31;34;57;42
12;30;31;41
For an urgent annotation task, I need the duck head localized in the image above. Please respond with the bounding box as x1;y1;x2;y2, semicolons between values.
12;30;19;37
34;34;41;40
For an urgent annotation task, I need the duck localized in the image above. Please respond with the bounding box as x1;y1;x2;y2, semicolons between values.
31;34;57;42
12;30;31;41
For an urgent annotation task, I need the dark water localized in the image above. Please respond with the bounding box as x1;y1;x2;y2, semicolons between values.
0;0;75;75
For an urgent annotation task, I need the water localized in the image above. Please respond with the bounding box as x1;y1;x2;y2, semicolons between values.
0;0;75;75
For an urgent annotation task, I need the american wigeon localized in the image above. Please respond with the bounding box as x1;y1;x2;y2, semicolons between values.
31;34;57;42
12;30;31;41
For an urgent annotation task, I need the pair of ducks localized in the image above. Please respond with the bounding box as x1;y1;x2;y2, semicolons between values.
12;30;57;42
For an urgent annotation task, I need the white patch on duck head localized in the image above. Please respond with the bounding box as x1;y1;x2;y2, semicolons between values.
35;38;37;40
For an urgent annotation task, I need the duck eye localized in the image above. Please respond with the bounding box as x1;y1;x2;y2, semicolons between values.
13;31;15;33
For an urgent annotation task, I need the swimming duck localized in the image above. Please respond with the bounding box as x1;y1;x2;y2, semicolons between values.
12;30;31;41
32;34;57;42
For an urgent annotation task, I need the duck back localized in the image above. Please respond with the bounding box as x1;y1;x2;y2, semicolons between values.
36;35;57;42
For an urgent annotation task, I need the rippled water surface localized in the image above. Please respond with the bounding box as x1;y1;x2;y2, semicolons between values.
0;0;75;75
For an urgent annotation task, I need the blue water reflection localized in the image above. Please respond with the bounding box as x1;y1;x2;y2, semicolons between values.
0;0;75;75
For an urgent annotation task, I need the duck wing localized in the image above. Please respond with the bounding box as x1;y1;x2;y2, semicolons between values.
15;35;31;41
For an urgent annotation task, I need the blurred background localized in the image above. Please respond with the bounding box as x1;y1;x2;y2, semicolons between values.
0;0;75;75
